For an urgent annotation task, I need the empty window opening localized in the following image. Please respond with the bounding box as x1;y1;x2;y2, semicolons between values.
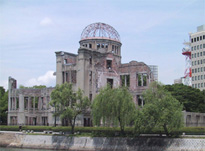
35;97;38;109
89;56;92;65
196;115;200;125
24;97;28;110
112;45;114;51
41;97;46;110
31;97;34;109
137;95;143;106
42;117;48;126
62;72;65;83
10;98;13;110
89;71;92;85
89;43;92;48
71;70;77;84
137;74;142;86
47;96;50;110
89;94;92;101
105;44;108;48
97;44;100;49
106;60;112;69
84;118;91;127
107;78;113;88
16;97;19;109
101;44;104;48
64;59;67;64
66;72;69;83
121;75;130;87
143;74;147;86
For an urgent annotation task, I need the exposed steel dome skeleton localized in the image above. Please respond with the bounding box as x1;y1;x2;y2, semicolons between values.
81;22;121;42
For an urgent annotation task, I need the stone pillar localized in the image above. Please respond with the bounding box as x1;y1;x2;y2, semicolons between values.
10;98;12;110
28;97;31;111
18;94;25;125
19;94;24;112
45;96;48;110
38;97;41;110
33;97;35;112
56;52;63;85
141;74;143;86
14;97;16;110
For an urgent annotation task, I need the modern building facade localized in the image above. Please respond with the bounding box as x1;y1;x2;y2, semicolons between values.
148;65;158;81
190;25;205;91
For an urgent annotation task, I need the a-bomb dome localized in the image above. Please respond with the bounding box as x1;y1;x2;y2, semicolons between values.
81;22;120;42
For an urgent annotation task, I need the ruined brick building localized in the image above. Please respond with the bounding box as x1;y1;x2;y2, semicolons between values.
8;22;155;126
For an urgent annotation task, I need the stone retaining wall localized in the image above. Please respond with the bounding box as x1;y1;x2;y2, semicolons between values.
0;132;204;151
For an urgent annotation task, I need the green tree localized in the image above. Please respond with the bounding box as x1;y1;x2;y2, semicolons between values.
92;86;136;134
135;82;183;136
50;83;90;134
164;84;205;113
19;85;46;89
0;87;8;124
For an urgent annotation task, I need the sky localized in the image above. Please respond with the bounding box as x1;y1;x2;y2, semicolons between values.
0;0;204;90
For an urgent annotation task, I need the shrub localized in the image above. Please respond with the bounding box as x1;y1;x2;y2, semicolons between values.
0;126;204;137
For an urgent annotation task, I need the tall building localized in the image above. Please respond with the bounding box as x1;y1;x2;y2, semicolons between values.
190;25;205;91
148;65;158;81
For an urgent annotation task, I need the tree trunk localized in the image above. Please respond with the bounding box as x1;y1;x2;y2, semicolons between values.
54;107;56;127
163;124;169;137
71;125;74;134
70;117;76;134
118;117;124;135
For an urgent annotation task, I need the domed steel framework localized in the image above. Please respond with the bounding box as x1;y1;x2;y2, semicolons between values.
81;22;121;42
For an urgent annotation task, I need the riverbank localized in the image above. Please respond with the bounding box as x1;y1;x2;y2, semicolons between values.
0;131;204;151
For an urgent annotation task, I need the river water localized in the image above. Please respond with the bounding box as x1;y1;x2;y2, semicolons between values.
0;147;55;151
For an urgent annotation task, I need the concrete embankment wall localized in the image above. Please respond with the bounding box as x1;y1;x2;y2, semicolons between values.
0;132;205;151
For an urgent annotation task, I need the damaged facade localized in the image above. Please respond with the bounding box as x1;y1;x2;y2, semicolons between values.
54;23;154;126
8;22;154;126
8;77;55;125
7;22;205;127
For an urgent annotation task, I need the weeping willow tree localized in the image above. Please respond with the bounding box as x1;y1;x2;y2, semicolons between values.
92;86;136;134
50;83;90;134
135;82;183;136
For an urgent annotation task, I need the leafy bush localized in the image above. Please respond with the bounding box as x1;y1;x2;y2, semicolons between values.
178;127;205;135
0;126;204;137
0;125;19;131
22;126;52;131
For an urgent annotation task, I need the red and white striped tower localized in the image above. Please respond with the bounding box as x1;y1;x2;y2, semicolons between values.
182;43;192;86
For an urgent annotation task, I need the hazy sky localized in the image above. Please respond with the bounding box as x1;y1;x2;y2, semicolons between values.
0;0;204;89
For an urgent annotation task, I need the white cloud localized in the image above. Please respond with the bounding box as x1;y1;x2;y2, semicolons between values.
40;17;53;26
25;71;56;87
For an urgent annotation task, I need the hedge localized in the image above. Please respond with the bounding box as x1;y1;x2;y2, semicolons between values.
0;126;204;136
